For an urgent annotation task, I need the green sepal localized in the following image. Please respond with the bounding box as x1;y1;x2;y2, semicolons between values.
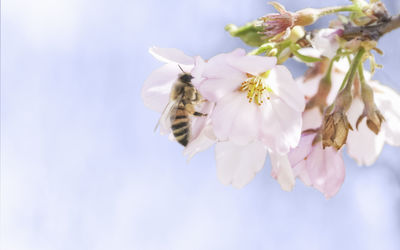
225;22;265;47
290;44;321;63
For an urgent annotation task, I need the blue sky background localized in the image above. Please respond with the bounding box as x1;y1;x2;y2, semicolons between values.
2;0;400;249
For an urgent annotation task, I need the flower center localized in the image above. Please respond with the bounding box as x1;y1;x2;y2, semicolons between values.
240;71;273;105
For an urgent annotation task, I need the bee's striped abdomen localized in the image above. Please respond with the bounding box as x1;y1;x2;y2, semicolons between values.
171;107;190;146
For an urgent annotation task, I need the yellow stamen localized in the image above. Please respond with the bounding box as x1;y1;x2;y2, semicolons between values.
240;71;273;105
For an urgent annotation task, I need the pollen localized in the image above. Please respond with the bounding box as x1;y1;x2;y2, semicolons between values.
239;71;273;105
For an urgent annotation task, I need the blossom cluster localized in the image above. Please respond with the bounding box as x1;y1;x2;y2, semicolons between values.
142;0;400;198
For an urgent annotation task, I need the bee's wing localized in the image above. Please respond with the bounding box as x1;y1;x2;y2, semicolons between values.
154;95;182;133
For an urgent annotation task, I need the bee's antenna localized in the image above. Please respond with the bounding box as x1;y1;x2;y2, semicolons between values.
178;65;185;73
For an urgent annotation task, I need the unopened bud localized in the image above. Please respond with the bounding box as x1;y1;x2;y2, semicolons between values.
295;8;321;26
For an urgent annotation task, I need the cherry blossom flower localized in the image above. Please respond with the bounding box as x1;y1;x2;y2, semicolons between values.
197;48;305;153
192;48;305;190
347;81;400;165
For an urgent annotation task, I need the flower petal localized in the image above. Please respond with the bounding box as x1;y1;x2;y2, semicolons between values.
141;63;182;113
228;54;277;76
184;124;216;160
270;152;295;191
374;83;400;146
347;120;385;166
215;141;267;188
212;92;259;145
288;133;314;167
149;47;194;65
268;65;305;112
307;145;345;199
302;107;323;130
198;77;245;102
260;98;302;154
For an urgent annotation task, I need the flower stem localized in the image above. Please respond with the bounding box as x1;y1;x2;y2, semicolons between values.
318;5;358;17
339;48;366;92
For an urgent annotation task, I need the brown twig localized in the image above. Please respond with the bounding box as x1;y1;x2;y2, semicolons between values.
342;14;400;41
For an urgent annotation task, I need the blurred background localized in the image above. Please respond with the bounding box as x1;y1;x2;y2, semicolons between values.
2;0;400;249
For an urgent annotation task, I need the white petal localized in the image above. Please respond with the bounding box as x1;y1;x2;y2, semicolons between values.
310;29;340;59
141;64;182;113
374;83;400;146
199;77;244;102
346;97;364;128
191;101;214;139
184;124;216;160
296;47;322;58
212;92;259;145
270;152;295;191
347;120;385;166
268;65;305;112
259;98;302;154
149;47;194;65
296;75;320;98
228;54;277;76
215;141;267;188
327;59;348;104
302;107;323;131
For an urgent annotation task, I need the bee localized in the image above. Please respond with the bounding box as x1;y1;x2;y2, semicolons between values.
155;66;207;146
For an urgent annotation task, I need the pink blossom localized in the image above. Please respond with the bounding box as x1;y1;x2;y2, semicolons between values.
191;48;305;189
197;48;305;154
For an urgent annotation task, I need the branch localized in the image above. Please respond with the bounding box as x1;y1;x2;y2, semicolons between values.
342;14;400;41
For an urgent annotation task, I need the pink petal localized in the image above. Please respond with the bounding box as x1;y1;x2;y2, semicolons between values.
149;47;194;65
307;145;345;199
259;98;302;154
270;152;295;191
215;141;267;188
268;65;305;112
292;160;312;186
288;133;314;167
141;63;183;113
211;92;259;145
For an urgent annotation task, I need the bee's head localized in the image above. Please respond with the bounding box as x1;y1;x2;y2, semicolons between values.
179;73;194;83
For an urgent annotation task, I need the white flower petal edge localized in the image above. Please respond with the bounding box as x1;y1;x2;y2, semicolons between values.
149;47;194;65
347;98;385;166
270;152;295;191
269;65;305;112
373;82;400;146
215;141;267;188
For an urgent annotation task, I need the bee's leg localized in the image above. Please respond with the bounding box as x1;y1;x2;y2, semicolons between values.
193;111;207;117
